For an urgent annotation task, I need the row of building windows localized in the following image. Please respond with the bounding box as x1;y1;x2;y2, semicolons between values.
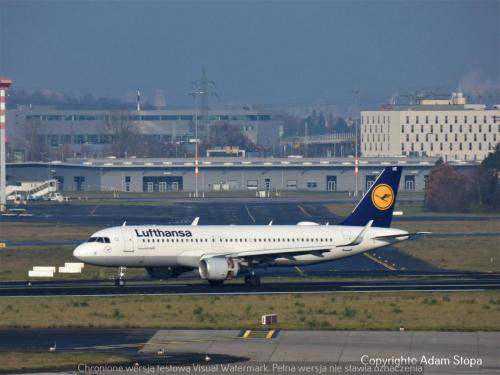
404;133;496;143
364;124;390;133
25;114;272;122
401;124;498;134
363;115;392;125
142;236;335;244
363;113;498;126
362;134;389;142
404;114;496;125
402;142;495;152
364;141;495;153
41;134;193;146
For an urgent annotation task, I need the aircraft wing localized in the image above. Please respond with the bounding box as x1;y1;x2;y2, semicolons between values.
227;245;332;261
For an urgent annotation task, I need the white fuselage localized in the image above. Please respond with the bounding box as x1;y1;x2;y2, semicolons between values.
73;224;408;269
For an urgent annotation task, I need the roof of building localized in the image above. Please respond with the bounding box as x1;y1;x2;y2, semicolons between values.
7;157;480;169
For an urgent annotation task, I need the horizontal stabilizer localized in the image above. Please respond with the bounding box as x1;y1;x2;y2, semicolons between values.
374;232;431;240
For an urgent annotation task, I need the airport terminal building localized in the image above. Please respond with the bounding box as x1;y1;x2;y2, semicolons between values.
6;106;283;160
6;157;477;193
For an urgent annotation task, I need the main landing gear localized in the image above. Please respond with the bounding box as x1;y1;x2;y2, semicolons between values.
208;279;225;286
115;266;126;287
244;273;261;287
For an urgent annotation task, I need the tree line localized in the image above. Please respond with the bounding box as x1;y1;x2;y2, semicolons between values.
424;145;500;213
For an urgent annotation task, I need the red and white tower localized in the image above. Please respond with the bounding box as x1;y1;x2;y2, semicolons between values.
0;78;13;212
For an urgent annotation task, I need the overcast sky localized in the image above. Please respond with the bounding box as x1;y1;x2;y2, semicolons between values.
0;0;498;110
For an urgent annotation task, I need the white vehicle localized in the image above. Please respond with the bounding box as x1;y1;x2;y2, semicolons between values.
73;167;427;286
48;193;65;202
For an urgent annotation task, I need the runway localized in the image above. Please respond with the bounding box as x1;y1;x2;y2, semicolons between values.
1;274;499;297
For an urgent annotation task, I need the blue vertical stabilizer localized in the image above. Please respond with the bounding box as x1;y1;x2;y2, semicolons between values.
339;166;402;228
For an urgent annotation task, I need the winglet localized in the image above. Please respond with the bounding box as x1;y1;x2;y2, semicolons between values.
340;220;373;247
191;217;200;226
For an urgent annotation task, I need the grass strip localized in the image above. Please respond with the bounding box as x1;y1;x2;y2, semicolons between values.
1;292;499;331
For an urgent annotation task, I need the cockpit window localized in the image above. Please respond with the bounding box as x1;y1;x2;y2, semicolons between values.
88;237;111;243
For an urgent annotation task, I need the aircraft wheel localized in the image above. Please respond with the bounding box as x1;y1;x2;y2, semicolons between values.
245;274;261;287
208;279;224;286
115;279;125;287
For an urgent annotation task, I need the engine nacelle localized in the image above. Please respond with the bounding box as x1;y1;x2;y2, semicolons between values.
198;257;239;280
145;266;191;279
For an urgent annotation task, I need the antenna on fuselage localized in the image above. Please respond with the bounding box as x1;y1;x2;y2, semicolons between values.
268;221;273;226
122;221;127;227
191;217;200;226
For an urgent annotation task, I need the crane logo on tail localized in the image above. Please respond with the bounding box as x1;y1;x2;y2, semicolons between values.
371;184;394;210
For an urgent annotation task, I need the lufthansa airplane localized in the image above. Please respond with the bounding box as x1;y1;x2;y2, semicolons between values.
73;167;426;286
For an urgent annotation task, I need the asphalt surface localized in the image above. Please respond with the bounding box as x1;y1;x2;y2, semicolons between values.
4;329;499;374
144;330;500;375
1;274;499;297
2;202;499;226
0;329;154;353
0;329;245;374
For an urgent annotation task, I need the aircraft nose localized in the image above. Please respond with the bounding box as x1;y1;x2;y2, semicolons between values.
73;243;93;261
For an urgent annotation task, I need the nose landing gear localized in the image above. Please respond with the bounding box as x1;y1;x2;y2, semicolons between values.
115;266;126;287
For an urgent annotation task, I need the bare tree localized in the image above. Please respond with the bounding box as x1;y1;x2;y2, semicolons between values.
24;118;48;161
101;111;140;158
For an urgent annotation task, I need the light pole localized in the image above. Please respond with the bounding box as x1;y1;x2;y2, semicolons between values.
304;120;308;157
354;118;359;197
352;90;359;198
194;92;199;198
190;89;202;198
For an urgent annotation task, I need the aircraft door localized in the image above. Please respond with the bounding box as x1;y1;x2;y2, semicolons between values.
122;228;135;252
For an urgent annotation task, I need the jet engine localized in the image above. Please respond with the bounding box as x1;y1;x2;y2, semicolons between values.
145;266;191;279
198;257;239;280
